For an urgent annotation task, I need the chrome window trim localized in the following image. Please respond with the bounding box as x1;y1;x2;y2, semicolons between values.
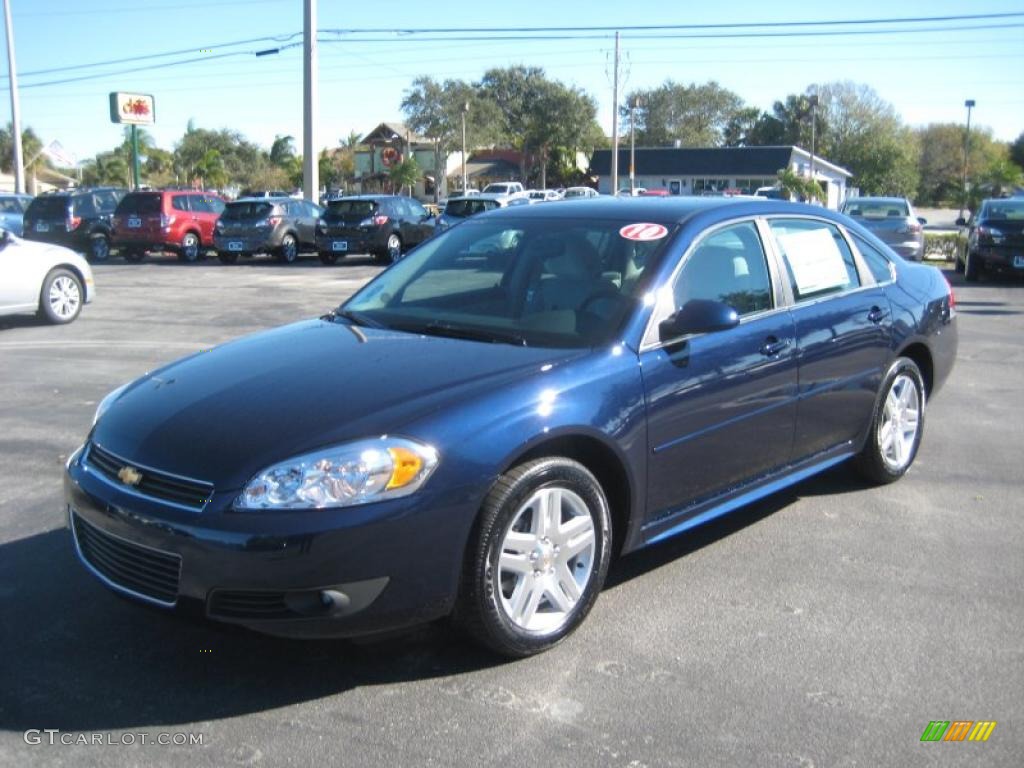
639;216;788;352
845;228;897;286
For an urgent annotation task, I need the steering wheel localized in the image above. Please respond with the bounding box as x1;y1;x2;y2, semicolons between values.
577;287;624;316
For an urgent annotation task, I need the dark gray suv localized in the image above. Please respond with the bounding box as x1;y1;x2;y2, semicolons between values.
214;197;323;264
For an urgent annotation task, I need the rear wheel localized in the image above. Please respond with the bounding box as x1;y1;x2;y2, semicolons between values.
178;232;201;262
38;268;83;324
319;252;339;265
217;251;239;265
457;457;611;657
277;233;298;264
377;233;402;264
964;249;980;282
89;233;110;262
854;357;925;484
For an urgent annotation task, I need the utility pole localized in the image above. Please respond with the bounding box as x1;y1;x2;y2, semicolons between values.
960;99;975;221
302;0;318;202
610;31;620;195
808;93;818;203
2;0;24;194
461;101;469;193
629;96;639;195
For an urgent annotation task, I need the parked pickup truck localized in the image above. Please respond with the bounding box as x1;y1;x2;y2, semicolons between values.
481;182;526;199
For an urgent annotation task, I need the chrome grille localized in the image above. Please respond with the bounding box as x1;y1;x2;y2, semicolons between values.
85;442;214;511
72;511;180;605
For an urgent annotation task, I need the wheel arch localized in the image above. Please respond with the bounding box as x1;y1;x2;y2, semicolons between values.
501;431;636;558
896;341;934;397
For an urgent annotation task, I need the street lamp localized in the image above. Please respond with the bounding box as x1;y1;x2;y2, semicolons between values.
960;99;976;222
461;101;469;193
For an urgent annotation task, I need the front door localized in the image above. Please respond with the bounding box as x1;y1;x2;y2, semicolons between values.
641;220;798;529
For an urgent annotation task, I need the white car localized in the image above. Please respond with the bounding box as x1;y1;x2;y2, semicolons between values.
0;228;94;324
528;189;562;202
481;182;526;199
562;186;599;199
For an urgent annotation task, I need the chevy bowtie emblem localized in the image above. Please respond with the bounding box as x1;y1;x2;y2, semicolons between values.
118;465;143;486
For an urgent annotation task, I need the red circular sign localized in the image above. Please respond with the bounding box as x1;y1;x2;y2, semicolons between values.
619;222;668;241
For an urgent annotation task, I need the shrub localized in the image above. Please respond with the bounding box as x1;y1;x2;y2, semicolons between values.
924;232;960;261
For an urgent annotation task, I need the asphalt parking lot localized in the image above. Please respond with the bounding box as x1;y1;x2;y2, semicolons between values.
1;257;1021;767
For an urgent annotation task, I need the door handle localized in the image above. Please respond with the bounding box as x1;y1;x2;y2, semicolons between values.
760;337;790;356
867;306;888;324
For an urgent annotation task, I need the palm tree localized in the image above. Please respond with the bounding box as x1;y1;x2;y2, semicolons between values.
388;157;421;196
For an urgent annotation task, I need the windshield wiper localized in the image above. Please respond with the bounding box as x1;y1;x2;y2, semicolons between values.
324;308;386;329
416;321;528;347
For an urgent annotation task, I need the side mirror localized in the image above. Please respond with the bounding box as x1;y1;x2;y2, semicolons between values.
659;299;739;341
955;217;967;227
917;217;927;226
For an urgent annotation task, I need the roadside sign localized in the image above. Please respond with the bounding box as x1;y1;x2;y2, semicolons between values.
109;92;156;125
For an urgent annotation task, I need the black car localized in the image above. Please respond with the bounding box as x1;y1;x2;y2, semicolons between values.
956;198;1024;281
214;197;323;264
22;187;127;262
316;195;435;264
67;197;956;656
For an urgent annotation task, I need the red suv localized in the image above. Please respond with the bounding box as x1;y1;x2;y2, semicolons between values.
112;189;225;262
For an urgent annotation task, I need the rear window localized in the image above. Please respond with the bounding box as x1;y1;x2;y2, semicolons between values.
116;194;162;215
844;200;909;219
26;196;70;217
982;200;1024;220
222;202;273;220
326;200;378;217
444;199;498;217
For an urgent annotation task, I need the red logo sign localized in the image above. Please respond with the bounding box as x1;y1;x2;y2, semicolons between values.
619;222;668;241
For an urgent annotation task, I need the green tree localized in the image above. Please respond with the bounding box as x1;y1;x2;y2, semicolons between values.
173;124;272;190
80;151;130;187
624;81;747;147
388;156;421;195
1010;130;1024;170
0;123;47;177
722;107;763;147
776;166;825;203
402;76;503;196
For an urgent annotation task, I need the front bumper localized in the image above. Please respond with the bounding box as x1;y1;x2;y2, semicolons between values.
64;446;468;638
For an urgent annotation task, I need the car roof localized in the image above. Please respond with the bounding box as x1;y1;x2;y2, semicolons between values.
844;196;909;204
480;196;839;225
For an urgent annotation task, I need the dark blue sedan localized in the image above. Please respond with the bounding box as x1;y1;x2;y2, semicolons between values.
65;198;957;656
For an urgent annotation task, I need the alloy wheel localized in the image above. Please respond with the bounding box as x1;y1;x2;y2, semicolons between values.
878;373;921;472
48;275;81;320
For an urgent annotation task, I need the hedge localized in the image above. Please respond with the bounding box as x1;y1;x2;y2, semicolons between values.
924;232;960;261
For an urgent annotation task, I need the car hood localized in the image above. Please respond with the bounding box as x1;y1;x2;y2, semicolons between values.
93;319;585;490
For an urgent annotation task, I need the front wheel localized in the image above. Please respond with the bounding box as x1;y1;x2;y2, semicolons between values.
457;457;611;657
178;232;201;262
38;268;83;324
854;358;925;484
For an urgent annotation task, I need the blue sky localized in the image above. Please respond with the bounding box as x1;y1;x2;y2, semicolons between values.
4;0;1023;162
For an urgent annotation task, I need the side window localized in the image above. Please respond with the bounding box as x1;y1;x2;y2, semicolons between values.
673;221;773;317
852;234;895;283
94;191;118;212
768;218;860;302
390;199;409;218
206;197;225;215
408;200;428;219
172;195;190;212
73;195;97;217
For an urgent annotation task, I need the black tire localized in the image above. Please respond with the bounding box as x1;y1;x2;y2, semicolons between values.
964;249;980;282
456;457;612;657
217;251;239;265
318;252;339;265
38;268;84;324
277;233;299;264
178;232;201;262
122;248;145;263
853;357;925;485
88;233;110;262
377;233;402;265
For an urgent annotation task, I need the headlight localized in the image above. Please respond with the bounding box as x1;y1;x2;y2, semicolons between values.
236;437;439;510
93;382;131;426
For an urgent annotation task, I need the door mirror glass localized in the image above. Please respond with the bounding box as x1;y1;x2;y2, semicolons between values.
955;217;967;227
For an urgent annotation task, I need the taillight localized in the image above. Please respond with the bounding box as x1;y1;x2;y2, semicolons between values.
976;225;1004;243
267;216;281;227
904;221;922;234
373;214;389;226
66;215;81;231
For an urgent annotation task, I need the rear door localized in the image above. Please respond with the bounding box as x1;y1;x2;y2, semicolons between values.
641;220;798;531
765;216;891;460
190;194;224;244
404;198;434;246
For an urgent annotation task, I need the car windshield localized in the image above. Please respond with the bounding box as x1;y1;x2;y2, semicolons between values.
444;199;498;217
341;216;673;348
482;184;511;193
326;200;377;217
844;200;909;218
982;200;1024;220
116;194;161;215
222;202;273;220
